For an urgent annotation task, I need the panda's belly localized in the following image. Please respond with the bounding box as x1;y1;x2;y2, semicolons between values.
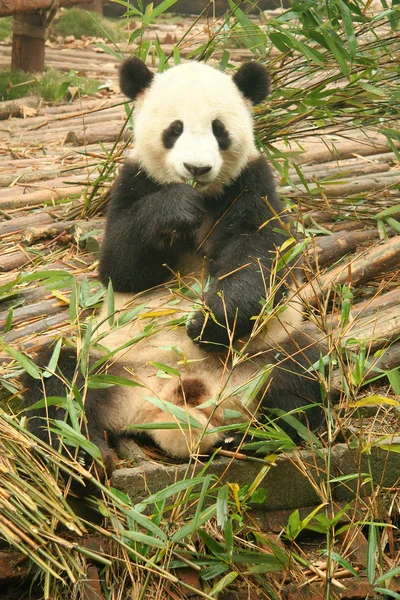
94;283;303;452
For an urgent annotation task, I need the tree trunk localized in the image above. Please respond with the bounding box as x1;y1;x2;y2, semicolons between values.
11;12;46;72
0;0;94;16
80;0;102;13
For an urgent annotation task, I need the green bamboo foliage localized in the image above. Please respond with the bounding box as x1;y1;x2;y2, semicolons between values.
1;1;400;598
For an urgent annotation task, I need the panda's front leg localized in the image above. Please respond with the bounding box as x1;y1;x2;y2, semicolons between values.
186;262;265;350
100;178;206;293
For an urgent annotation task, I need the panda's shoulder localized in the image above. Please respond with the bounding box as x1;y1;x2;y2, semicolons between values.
240;155;275;186
230;155;279;204
108;161;160;212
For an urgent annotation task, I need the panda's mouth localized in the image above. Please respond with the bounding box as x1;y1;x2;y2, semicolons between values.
181;177;210;189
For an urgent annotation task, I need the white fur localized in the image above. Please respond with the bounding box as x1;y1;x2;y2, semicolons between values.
129;62;259;195
95;281;303;458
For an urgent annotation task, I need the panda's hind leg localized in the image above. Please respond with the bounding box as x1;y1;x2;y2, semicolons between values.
259;331;326;441
21;345;117;480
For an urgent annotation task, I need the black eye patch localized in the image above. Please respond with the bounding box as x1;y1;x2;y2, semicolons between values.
212;119;230;150
162;120;183;149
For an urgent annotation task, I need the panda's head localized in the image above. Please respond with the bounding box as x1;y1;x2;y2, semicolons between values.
120;58;270;194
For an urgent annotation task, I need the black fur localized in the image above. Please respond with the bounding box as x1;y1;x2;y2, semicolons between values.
256;332;325;436
119;57;154;100
233;62;270;105
162;120;184;149
99;165;206;292
212;119;231;150
187;156;295;349
21;347;118;481
100;156;297;349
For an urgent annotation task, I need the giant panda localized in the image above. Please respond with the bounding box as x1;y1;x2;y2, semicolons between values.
22;58;325;475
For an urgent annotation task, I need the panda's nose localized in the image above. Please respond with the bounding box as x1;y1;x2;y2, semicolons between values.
183;163;212;178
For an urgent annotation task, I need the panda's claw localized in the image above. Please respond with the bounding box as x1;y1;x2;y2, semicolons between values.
186;311;229;351
221;434;242;450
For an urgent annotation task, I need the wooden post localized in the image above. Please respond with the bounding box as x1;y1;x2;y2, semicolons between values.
0;0;94;16
80;0;103;13
11;12;47;72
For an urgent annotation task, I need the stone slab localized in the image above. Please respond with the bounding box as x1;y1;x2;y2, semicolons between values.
111;438;400;510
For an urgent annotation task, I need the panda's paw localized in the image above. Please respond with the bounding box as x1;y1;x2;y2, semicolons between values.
186;311;229;352
221;433;242;451
162;184;205;231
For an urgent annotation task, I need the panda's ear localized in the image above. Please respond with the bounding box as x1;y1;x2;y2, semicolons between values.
119;57;154;100
233;62;270;105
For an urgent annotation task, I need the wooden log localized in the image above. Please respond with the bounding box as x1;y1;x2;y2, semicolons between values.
80;0;102;12
330;221;371;233
0;0;93;16
301;211;334;224
342;304;400;350
21;223;70;245
11;12;47;72
353;288;400;318
0;97;40;120
64;126;130;146
6;333;61;355
370;341;400;372
0;249;30;272
0;169;64;187
302;235;400;305
0;213;56;237
0;298;67;329
19;219;105;245
280;133;400;166
317;287;400;333
288;153;396;184
282;171;400;199
306;230;377;268
3;311;71;343
0;287;49;312
0;186;82;210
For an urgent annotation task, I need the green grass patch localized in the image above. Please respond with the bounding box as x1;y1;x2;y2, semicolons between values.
0;16;12;41
0;68;101;102
52;8;126;41
0;70;32;101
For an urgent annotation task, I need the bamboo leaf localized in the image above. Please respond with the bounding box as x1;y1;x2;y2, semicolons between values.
350;395;400;408
88;374;143;389
387;368;400;394
367;524;377;584
328;551;360;578
149;362;181;377
140;395;203;429
136;476;206;508
339;0;357;58
217;485;229;529
0;341;41;380
209;571;238;596
121;530;165;549
375;565;400;585
42;339;62;378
